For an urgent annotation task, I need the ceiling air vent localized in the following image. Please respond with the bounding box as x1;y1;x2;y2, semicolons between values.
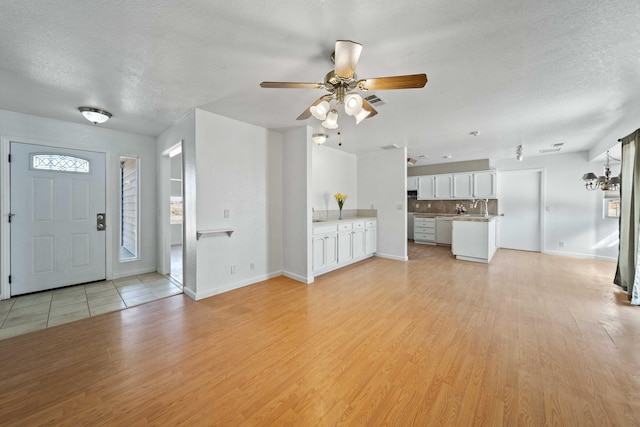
539;148;561;154
364;94;387;107
381;144;400;150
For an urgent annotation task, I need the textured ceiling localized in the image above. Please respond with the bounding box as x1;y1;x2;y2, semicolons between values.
1;0;638;165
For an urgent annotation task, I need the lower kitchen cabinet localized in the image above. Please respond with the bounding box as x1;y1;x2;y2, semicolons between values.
313;219;377;276
414;217;436;245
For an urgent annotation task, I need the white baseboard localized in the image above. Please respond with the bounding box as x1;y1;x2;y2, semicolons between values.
282;271;313;284
109;267;157;280
543;250;617;262
374;252;409;262
193;271;282;301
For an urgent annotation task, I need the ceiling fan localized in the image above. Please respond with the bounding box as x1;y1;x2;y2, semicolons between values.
260;40;427;129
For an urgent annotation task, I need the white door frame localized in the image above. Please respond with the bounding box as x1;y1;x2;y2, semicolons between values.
0;135;113;300
498;168;546;252
159;141;184;277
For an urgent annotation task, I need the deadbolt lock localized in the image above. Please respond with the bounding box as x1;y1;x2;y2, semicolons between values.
97;213;106;231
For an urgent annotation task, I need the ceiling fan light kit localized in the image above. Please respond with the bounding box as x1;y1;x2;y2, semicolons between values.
260;40;427;130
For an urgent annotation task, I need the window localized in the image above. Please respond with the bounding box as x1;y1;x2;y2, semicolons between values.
31;154;90;173
603;190;620;219
120;157;139;261
170;197;183;224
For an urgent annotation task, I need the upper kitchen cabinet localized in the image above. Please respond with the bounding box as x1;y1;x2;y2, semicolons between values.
453;173;473;199
407;176;418;191
417;175;435;199
473;170;497;198
434;174;453;199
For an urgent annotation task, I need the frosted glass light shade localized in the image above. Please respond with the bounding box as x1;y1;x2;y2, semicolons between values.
344;93;363;116
353;108;371;124
322;109;339;129
312;133;328;144
310;101;330;120
79;107;112;124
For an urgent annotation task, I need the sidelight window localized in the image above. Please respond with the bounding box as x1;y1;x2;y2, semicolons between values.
120;157;139;261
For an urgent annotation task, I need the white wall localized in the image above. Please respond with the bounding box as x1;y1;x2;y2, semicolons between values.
192;109;284;299
495;151;619;261
282;126;313;283
312;144;357;214
357;147;408;261
0;109;157;298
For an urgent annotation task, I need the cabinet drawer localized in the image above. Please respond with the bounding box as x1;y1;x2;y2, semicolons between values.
337;223;352;231
414;217;435;225
415;224;435;232
365;220;376;229
313;224;337;235
415;232;436;241
353;221;365;230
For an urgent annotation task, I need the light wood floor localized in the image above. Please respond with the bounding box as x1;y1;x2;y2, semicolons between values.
0;244;638;425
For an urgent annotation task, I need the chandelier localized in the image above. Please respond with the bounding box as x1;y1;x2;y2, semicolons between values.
581;151;620;191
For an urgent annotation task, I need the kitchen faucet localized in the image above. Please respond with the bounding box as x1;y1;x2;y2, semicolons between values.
472;199;489;217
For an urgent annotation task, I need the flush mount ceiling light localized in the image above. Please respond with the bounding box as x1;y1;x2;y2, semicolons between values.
311;133;328;145
79;107;112;124
581;150;620;191
260;40;427;129
516;145;524;161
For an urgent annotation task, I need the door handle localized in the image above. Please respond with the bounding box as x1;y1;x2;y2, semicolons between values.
97;213;106;231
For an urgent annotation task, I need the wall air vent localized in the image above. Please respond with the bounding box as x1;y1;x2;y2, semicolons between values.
539;148;561;154
364;94;387;107
552;142;565;148
381;144;400;150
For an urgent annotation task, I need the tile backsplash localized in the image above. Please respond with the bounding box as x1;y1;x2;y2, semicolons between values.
408;199;498;215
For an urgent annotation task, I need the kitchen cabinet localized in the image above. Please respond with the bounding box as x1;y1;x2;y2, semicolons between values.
473;170;497;198
313;219;377;275
451;217;498;263
365;220;377;255
407;176;418;191
411;170;497;201
453;173;473;199
351;221;366;259
417;176;435;199
407;212;415;240
312;226;338;272
434;175;453;199
414;217;436;245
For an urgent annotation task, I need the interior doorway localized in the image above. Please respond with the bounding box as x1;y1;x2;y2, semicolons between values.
168;143;183;284
498;169;544;252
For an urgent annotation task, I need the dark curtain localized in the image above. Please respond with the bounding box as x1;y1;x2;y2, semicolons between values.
615;128;640;305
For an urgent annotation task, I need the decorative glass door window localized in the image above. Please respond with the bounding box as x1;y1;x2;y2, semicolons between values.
31;154;90;173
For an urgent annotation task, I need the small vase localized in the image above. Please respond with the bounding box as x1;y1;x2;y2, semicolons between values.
339;208;343;220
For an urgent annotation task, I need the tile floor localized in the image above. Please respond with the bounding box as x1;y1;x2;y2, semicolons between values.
0;272;182;340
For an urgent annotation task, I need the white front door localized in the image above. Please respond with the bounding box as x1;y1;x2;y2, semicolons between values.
499;169;542;252
10;143;106;296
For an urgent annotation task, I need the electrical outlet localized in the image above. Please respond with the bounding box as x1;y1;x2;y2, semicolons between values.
224;209;230;218
427;203;431;208
250;262;255;270
558;241;564;247
416;203;419;208
230;265;236;274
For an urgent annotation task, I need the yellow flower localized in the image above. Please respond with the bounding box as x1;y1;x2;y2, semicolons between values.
334;193;347;209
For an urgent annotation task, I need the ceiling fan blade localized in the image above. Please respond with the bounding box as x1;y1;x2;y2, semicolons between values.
296;95;333;120
334;40;363;79
362;99;378;118
260;81;325;89
357;74;428;90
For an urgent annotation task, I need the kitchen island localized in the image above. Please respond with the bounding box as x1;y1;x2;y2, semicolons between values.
451;215;499;263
